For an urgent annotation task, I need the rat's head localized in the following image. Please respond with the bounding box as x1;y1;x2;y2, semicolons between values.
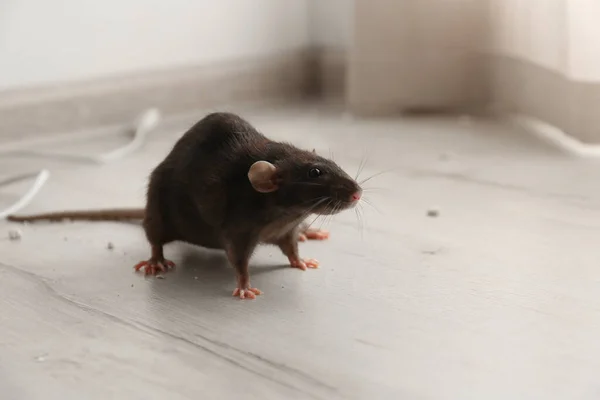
247;149;362;215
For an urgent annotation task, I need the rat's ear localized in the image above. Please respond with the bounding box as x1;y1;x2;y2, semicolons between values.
248;161;279;193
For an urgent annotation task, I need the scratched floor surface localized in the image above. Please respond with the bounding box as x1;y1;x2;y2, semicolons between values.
2;103;600;400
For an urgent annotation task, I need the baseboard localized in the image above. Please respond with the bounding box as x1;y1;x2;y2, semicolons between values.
0;48;333;143
311;47;347;101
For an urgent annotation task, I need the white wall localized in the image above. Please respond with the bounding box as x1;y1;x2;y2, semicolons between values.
0;0;310;90
566;0;600;81
348;0;489;112
488;0;600;82
308;0;353;48
488;0;566;73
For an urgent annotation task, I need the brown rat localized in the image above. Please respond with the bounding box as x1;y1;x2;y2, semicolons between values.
8;112;362;299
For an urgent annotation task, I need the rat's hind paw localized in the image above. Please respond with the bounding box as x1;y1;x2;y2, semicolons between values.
134;258;175;276
289;258;319;271
232;287;262;300
298;228;329;242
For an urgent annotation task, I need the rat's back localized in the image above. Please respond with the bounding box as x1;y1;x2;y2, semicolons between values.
146;112;268;234
170;112;262;163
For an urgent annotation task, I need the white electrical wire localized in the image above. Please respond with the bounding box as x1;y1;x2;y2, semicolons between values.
0;108;160;218
0;170;50;219
0;108;161;164
95;108;160;163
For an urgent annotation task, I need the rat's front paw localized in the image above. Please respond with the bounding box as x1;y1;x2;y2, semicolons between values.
298;228;329;242
134;258;175;276
232;287;262;300
289;257;319;271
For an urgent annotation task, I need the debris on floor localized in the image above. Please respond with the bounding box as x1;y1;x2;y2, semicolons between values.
156;275;165;279
426;208;440;217
107;242;114;250
8;229;22;241
422;247;442;255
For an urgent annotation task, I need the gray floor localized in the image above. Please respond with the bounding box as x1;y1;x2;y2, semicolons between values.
2;103;600;400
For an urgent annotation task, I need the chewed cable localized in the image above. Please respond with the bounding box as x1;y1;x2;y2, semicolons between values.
0;169;50;219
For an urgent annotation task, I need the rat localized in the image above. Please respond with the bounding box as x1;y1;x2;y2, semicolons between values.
7;112;362;299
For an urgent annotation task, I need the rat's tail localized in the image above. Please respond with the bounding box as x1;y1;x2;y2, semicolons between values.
6;208;145;223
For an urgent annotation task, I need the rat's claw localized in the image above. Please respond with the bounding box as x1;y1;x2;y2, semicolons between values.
289;257;320;270
134;258;176;276
290;259;307;270
303;229;330;241
233;287;262;300
134;261;147;271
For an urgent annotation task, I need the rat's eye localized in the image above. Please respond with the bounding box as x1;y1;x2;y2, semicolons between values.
307;168;321;178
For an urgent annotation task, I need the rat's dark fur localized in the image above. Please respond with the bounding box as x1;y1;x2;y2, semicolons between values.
142;112;361;297
8;112;362;298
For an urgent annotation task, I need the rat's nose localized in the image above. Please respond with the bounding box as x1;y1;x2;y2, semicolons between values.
350;191;362;202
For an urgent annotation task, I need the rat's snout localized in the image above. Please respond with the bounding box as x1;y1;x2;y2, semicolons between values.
350;190;362;202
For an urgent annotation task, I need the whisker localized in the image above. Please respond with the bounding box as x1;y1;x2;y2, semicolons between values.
359;203;364;230
301;197;329;216
297;196;328;206
317;210;330;231
318;200;340;231
355;152;370;181
354;208;361;233
278;197;329;222
355;154;366;181
357;203;366;240
305;199;334;230
298;204;324;224
359;167;398;186
362;187;391;193
361;197;382;214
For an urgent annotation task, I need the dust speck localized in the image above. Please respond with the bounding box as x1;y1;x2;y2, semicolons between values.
34;354;48;362
8;229;22;241
427;208;440;218
107;242;114;250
